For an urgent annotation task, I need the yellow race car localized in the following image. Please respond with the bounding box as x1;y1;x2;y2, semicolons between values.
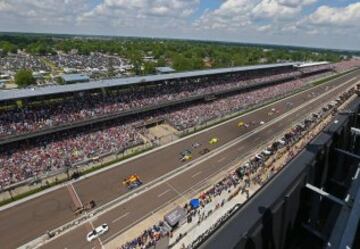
181;154;192;162
209;137;219;144
237;121;245;127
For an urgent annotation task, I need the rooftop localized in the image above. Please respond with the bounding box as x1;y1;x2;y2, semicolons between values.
61;73;90;83
0;62;294;102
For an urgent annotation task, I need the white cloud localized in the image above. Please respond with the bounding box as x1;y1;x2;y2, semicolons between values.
252;0;317;20
194;0;254;31
0;0;90;26
307;2;360;27
81;0;199;21
278;0;317;8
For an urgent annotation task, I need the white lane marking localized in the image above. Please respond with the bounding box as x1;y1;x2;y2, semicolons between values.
217;157;226;163
69;183;83;208
157;189;171;198
112;212;130;224
237;146;245;152
192;171;202;178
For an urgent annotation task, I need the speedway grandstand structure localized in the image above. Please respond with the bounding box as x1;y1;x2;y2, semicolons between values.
0;62;332;145
0;62;335;190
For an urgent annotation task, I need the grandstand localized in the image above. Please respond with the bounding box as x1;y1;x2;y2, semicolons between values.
0;61;358;189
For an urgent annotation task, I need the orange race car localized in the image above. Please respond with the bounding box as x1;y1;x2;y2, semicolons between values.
123;174;143;190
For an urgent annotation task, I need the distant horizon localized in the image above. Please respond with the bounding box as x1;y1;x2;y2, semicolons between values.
0;1;359;51
1;30;359;54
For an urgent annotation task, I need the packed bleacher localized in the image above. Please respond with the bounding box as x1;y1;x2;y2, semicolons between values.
0;53;49;72
0;68;299;138
334;59;360;73
0;61;359;188
0;68;334;188
46;52;129;75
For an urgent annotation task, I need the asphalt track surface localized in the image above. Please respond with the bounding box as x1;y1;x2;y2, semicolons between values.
0;70;359;249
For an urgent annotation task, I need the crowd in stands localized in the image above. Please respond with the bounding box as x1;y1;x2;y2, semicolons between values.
120;222;169;249
334;59;360;73
0;69;332;188
0;121;142;187
167;78;306;130
0;68;305;138
0;53;49;72
0;62;358;188
46;52;130;74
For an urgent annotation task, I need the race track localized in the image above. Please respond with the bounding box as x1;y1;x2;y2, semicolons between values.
0;70;359;249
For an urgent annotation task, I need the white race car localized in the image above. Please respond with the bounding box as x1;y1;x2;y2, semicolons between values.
86;224;109;242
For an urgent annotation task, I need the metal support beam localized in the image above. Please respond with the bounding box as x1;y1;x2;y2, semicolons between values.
351;127;360;136
302;223;326;241
305;183;347;206
335;148;360;161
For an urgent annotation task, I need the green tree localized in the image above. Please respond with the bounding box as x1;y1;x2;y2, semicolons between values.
15;69;36;87
55;76;65;84
142;62;156;75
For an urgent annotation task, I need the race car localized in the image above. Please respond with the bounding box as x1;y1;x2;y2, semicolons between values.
180;154;193;162
237;121;245;127
209;137;219;145
123;174;143;190
86;224;109;242
199;148;210;155
180;149;192;157
192;142;201;149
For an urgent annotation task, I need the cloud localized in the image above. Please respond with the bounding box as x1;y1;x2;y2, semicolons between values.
0;0;91;29
195;0;317;32
307;2;360;27
252;0;317;20
80;0;199;21
194;0;254;31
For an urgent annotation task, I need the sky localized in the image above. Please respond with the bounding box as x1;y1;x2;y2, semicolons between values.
0;0;359;51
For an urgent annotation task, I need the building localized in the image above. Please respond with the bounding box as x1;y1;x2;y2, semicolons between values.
155;67;176;74
60;74;90;84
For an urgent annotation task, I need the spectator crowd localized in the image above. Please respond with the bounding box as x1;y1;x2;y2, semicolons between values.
46;52;130;76
0;67;314;138
0;61;358;188
0;53;49;72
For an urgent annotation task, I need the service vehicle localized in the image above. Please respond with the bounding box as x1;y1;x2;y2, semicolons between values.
86;224;109;242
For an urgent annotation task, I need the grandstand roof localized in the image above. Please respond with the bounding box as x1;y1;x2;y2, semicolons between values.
0;62;294;102
61;73;90;83
155;67;176;74
294;61;329;68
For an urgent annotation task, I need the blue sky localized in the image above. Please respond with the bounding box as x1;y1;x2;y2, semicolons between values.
0;0;359;50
